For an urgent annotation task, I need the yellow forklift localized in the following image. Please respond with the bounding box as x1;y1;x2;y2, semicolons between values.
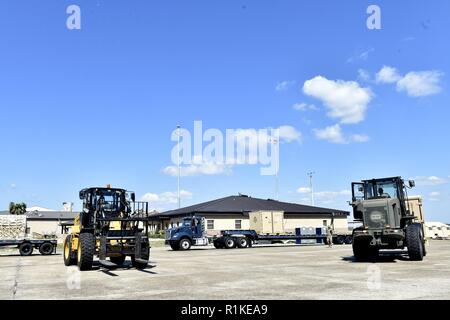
63;186;150;271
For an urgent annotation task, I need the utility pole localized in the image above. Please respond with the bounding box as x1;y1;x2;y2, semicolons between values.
176;125;181;209
308;171;315;206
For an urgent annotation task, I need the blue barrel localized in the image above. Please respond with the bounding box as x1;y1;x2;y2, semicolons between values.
316;227;323;244
295;228;301;245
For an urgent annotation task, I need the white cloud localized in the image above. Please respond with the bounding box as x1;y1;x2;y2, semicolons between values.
303;76;373;124
429;191;440;197
292;102;318;111
413;176;448;186
350;134;370;143
277;125;302;142
376;66;402;83
429;191;440;201
347;48;374;63
314;124;346;144
141;190;193;209
275;80;296;91
375;66;443;97
10;183;16;189
163;162;230;177
297;187;311;194
397;71;443;97
358;69;371;82
313;124;369;144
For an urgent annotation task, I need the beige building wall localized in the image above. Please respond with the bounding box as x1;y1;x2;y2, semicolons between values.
27;220;62;237
283;216;349;234
157;213;349;236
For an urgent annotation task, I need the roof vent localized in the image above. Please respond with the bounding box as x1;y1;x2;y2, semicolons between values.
238;193;249;197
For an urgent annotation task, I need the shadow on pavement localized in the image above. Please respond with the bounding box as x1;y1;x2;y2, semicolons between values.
342;251;410;263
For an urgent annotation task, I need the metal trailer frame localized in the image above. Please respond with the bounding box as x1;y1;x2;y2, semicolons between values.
213;228;352;249
0;239;58;256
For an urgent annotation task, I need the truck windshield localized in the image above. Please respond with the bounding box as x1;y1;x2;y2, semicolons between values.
182;219;192;227
365;181;398;199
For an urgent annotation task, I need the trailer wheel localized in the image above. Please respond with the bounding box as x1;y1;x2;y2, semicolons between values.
63;235;76;266
344;235;353;244
77;233;95;271
224;237;236;249
110;254;126;265
179;238;192;251
406;223;424;261
39;242;54;255
334;236;345;245
237;237;249;249
19;242;33;256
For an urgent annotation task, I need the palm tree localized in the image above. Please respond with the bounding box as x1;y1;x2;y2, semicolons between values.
9;202;27;215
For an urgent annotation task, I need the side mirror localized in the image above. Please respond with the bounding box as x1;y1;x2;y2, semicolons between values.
131;193;136;202
409;180;416;188
79;191;85;200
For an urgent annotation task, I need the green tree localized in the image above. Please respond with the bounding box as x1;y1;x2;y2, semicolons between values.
9;202;27;215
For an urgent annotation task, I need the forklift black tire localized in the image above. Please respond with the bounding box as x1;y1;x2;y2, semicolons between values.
406;223;424;261
237;237;249;249
179;238;192;251
131;247;150;269
19;242;33;256
353;239;378;261
77;233;95;271
39;242;54;255
110;254;126;265
63;235;76;266
170;241;180;251
224;237;236;249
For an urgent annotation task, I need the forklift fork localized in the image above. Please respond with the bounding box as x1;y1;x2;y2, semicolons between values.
99;235;115;267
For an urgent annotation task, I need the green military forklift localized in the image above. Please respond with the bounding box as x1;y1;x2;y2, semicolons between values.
351;177;426;261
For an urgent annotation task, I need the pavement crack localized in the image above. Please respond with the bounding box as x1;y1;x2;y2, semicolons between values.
12;258;22;300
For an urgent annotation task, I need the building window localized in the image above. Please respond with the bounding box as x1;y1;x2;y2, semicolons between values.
235;220;242;230
207;220;214;230
323;220;328;227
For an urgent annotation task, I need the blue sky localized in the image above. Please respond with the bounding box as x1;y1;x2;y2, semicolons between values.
0;0;449;222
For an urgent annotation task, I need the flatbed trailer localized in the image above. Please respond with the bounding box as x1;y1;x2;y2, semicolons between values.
212;229;353;249
0;239;57;256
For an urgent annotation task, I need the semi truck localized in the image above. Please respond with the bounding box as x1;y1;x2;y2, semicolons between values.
0;215;57;256
166;211;352;251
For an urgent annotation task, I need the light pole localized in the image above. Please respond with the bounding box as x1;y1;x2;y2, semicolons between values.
308;171;315;206
176;125;181;209
271;138;279;200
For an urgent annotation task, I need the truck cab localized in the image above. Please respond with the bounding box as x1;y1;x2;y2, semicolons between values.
166;216;209;250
